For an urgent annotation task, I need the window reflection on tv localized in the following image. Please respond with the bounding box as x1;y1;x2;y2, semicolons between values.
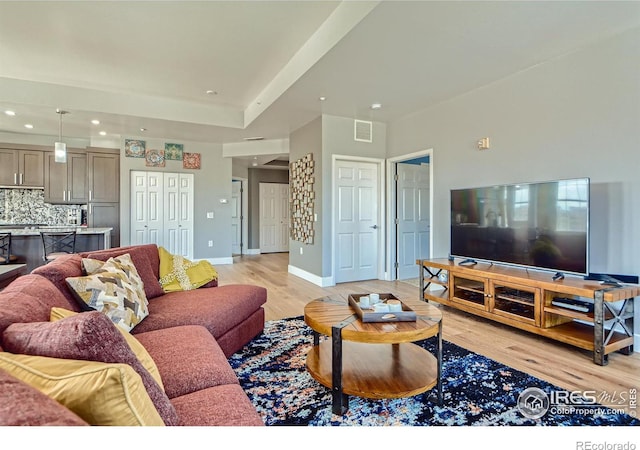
450;178;589;275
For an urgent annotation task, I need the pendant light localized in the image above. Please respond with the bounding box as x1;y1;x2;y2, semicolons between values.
55;108;68;163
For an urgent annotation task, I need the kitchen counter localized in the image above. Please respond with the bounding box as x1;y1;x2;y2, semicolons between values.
4;227;113;273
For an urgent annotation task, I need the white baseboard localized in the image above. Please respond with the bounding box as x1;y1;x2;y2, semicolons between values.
288;265;334;287
245;249;261;255
199;257;234;265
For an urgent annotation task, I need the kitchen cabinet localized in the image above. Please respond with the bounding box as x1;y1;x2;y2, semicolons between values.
88;152;119;203
0;149;44;187
88;202;120;248
44;152;87;203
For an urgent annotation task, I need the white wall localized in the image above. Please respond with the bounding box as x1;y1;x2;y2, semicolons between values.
119;137;232;262
387;28;640;346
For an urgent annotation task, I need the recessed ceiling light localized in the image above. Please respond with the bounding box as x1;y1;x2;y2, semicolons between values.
4;110;16;116
205;90;218;95
91;119;100;125
370;103;382;110
24;124;34;129
140;128;147;132
243;136;264;141
319;96;327;101
99;131;107;136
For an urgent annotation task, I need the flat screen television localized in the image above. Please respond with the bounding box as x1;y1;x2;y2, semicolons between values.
450;178;589;276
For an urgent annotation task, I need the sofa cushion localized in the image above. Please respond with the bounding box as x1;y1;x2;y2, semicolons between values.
50;307;164;390
31;253;86;307
0;353;164;426
81;245;164;300
158;246;218;292
0;367;88;426
65;258;150;332
2;311;178;426
132;284;267;340
133;325;238;399
0;274;81;340
171;384;264;426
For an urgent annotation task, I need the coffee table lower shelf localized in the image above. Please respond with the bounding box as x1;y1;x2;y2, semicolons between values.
306;340;438;405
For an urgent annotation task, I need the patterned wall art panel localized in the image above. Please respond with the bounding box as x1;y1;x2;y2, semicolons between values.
125;139;145;158
164;143;184;160
289;153;315;244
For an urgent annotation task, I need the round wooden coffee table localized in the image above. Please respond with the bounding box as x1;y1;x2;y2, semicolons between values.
304;294;443;415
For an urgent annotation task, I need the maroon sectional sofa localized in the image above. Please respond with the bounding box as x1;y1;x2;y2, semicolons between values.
0;244;267;426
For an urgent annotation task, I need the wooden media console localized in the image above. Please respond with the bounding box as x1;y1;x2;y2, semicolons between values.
418;258;638;365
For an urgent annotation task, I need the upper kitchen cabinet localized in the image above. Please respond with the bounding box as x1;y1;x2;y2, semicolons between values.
0;149;44;188
44;152;87;204
87;152;120;203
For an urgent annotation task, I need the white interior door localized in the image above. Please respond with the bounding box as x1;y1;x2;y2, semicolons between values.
397;162;430;279
130;171;193;258
259;182;289;253
164;172;194;259
130;171;163;246
231;180;242;255
335;160;379;283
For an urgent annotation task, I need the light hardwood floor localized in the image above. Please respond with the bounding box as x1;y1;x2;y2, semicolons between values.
217;252;640;415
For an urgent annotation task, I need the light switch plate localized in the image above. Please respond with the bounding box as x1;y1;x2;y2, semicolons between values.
207;212;214;219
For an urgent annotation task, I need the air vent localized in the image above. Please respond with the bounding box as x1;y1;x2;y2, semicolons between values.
354;120;372;143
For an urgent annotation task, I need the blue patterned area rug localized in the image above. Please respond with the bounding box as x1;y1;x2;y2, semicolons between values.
229;316;639;426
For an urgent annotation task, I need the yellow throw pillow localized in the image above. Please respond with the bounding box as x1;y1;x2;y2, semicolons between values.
158;246;218;293
50;307;164;391
66;256;150;332
0;352;165;426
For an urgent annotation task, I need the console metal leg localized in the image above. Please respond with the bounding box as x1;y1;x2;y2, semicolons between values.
593;290;607;366
419;260;426;302
313;330;320;347
436;320;443;405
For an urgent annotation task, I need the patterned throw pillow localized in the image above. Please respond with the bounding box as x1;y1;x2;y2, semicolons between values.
82;253;148;305
158;246;218;293
66;255;149;332
1;311;179;426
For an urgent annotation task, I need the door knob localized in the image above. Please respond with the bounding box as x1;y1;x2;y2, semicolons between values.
370;225;378;229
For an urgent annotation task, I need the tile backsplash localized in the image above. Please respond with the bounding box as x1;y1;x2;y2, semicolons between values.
0;189;83;225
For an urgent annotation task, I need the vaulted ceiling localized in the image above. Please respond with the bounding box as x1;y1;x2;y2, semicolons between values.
1;1;638;165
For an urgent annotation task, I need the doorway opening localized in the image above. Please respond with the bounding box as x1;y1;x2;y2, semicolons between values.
386;149;434;281
232;177;248;257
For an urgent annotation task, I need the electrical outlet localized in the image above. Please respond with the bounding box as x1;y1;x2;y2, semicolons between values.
208;240;213;247
299;247;303;255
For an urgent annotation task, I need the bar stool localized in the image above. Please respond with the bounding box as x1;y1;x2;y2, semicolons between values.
0;233;18;264
40;231;77;263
